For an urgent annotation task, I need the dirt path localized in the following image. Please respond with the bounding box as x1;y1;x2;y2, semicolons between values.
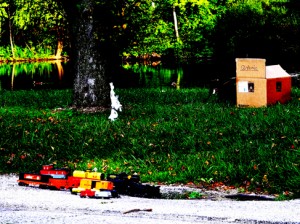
1;174;300;224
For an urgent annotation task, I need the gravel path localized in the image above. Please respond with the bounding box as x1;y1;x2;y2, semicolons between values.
0;174;300;224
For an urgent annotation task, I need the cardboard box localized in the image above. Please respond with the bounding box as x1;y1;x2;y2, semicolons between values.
236;58;266;78
236;78;267;107
236;62;291;107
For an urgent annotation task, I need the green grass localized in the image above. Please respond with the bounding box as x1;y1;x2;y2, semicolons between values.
0;87;300;197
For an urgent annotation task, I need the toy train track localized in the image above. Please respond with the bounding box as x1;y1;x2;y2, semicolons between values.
18;164;161;199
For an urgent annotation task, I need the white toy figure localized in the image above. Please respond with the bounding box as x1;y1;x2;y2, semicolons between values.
108;82;122;121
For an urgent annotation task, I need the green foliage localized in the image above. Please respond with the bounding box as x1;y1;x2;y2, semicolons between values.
0;0;300;62
0;88;300;197
186;191;203;199
213;0;300;66
0;2;8;35
0;45;55;60
0;0;66;59
120;0;218;58
0;46;12;59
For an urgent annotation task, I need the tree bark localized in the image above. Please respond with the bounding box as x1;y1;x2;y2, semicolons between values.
7;5;15;59
173;5;180;41
59;0;110;107
55;39;63;59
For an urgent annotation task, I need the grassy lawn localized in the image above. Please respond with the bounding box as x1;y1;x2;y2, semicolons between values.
0;87;299;197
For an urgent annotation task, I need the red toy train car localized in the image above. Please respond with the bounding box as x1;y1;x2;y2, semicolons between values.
18;164;104;190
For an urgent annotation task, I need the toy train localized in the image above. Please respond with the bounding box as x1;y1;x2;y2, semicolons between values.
18;164;105;191
18;164;161;199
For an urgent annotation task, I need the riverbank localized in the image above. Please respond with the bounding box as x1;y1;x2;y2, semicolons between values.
0;56;69;63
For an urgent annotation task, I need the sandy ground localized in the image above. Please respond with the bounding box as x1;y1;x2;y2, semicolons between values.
0;174;300;224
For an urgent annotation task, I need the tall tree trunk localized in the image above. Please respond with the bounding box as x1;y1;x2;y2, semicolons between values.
60;0;110;107
8;5;15;59
173;5;180;41
55;39;63;59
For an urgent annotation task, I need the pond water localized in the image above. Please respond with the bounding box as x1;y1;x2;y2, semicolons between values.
0;60;72;90
0;60;299;91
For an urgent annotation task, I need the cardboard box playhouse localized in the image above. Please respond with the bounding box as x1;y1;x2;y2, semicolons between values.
236;58;291;107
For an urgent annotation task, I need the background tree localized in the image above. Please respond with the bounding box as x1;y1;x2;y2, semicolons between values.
1;0;300;77
0;0;16;59
116;0;219;61
212;0;300;75
0;0;67;59
13;0;67;58
173;0;218;59
0;2;8;37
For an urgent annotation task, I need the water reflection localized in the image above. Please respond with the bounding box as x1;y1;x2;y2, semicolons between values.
122;62;184;90
0;60;70;90
0;60;189;90
1;59;299;91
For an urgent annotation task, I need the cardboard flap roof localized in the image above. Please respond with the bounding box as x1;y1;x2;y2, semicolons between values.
266;65;290;78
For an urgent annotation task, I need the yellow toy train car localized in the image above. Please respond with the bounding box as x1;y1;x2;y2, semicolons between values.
71;179;114;195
